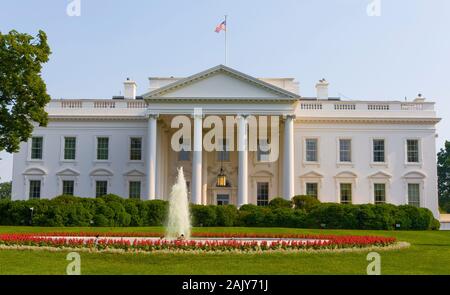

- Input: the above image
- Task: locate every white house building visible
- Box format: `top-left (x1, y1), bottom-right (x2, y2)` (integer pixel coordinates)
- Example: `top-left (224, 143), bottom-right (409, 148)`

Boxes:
top-left (11, 65), bottom-right (441, 218)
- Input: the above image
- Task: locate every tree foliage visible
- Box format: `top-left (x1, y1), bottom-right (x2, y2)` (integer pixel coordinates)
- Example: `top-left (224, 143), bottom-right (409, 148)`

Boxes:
top-left (437, 140), bottom-right (450, 212)
top-left (0, 30), bottom-right (51, 153)
top-left (0, 181), bottom-right (11, 200)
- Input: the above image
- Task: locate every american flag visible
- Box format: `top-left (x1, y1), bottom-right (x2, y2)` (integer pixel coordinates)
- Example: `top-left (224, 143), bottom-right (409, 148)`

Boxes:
top-left (215, 20), bottom-right (226, 33)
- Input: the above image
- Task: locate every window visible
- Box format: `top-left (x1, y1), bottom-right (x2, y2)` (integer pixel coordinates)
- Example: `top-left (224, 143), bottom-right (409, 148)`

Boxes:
top-left (129, 181), bottom-right (141, 199)
top-left (340, 183), bottom-right (352, 204)
top-left (62, 180), bottom-right (75, 196)
top-left (339, 139), bottom-right (352, 162)
top-left (305, 139), bottom-right (318, 162)
top-left (95, 181), bottom-right (108, 197)
top-left (407, 139), bottom-right (419, 163)
top-left (64, 137), bottom-right (76, 160)
top-left (306, 183), bottom-right (318, 198)
top-left (29, 180), bottom-right (41, 199)
top-left (178, 137), bottom-right (190, 161)
top-left (217, 139), bottom-right (230, 162)
top-left (217, 194), bottom-right (230, 205)
top-left (257, 182), bottom-right (269, 206)
top-left (408, 183), bottom-right (420, 207)
top-left (97, 137), bottom-right (109, 160)
top-left (373, 139), bottom-right (385, 163)
top-left (257, 139), bottom-right (270, 162)
top-left (374, 183), bottom-right (386, 204)
top-left (130, 137), bottom-right (142, 161)
top-left (31, 137), bottom-right (43, 160)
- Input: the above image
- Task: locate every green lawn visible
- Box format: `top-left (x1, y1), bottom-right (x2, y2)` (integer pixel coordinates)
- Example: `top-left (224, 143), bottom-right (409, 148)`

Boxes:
top-left (0, 226), bottom-right (449, 274)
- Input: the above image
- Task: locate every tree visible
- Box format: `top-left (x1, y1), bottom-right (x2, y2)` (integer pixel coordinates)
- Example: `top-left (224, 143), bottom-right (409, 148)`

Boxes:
top-left (0, 181), bottom-right (12, 200)
top-left (0, 30), bottom-right (51, 153)
top-left (437, 141), bottom-right (450, 212)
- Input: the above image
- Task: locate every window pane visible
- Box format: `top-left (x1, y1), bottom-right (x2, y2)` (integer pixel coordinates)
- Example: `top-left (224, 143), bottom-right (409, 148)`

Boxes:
top-left (407, 140), bottom-right (419, 163)
top-left (217, 194), bottom-right (230, 205)
top-left (62, 180), bottom-right (74, 195)
top-left (97, 137), bottom-right (109, 160)
top-left (257, 140), bottom-right (270, 162)
top-left (217, 139), bottom-right (230, 162)
top-left (257, 182), bottom-right (269, 206)
top-left (408, 183), bottom-right (420, 207)
top-left (96, 181), bottom-right (108, 197)
top-left (340, 183), bottom-right (352, 204)
top-left (31, 137), bottom-right (43, 159)
top-left (373, 139), bottom-right (385, 162)
top-left (339, 139), bottom-right (351, 162)
top-left (130, 138), bottom-right (142, 160)
top-left (374, 183), bottom-right (386, 204)
top-left (129, 181), bottom-right (141, 199)
top-left (29, 180), bottom-right (41, 199)
top-left (306, 183), bottom-right (318, 198)
top-left (305, 139), bottom-right (318, 162)
top-left (64, 137), bottom-right (76, 160)
top-left (178, 137), bottom-right (191, 161)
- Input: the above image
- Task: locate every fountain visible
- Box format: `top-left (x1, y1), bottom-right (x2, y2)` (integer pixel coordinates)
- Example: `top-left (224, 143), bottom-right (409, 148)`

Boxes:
top-left (165, 167), bottom-right (191, 239)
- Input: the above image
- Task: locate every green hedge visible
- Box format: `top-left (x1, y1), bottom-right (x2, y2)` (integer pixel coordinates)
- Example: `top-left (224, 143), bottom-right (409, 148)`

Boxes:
top-left (0, 195), bottom-right (440, 230)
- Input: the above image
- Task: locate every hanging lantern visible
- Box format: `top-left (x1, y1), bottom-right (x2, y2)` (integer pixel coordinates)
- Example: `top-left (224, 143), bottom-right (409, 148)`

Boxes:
top-left (216, 167), bottom-right (227, 187)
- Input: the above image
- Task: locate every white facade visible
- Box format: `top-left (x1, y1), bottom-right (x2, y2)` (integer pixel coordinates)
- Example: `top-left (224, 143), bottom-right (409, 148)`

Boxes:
top-left (11, 65), bottom-right (441, 218)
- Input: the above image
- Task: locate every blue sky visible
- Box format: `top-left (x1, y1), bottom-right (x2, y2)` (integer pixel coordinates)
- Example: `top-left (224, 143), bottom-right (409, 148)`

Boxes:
top-left (1, 0), bottom-right (450, 181)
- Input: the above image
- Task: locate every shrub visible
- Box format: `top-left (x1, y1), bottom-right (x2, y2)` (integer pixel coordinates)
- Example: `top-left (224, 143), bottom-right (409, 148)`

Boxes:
top-left (292, 195), bottom-right (320, 211)
top-left (215, 205), bottom-right (238, 226)
top-left (268, 197), bottom-right (292, 209)
top-left (191, 205), bottom-right (217, 226)
top-left (306, 203), bottom-right (359, 229)
top-left (145, 200), bottom-right (168, 226)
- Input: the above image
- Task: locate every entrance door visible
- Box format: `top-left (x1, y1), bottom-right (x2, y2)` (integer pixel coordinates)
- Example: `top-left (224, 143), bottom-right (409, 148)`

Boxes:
top-left (216, 194), bottom-right (230, 205)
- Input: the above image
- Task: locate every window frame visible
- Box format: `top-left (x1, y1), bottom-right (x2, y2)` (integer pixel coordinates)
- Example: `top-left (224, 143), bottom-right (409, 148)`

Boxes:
top-left (337, 138), bottom-right (353, 164)
top-left (62, 136), bottom-right (77, 161)
top-left (407, 183), bottom-right (421, 207)
top-left (373, 183), bottom-right (386, 204)
top-left (95, 136), bottom-right (110, 161)
top-left (304, 138), bottom-right (319, 163)
top-left (29, 136), bottom-right (44, 161)
top-left (95, 180), bottom-right (108, 198)
top-left (372, 138), bottom-right (386, 164)
top-left (62, 180), bottom-right (75, 196)
top-left (128, 181), bottom-right (141, 199)
top-left (129, 137), bottom-right (143, 161)
top-left (339, 182), bottom-right (352, 204)
top-left (305, 182), bottom-right (319, 199)
top-left (256, 182), bottom-right (269, 206)
top-left (405, 138), bottom-right (421, 164)
top-left (29, 180), bottom-right (42, 199)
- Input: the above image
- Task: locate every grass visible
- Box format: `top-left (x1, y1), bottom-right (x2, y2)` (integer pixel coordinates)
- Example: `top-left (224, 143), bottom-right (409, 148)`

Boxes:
top-left (0, 226), bottom-right (449, 274)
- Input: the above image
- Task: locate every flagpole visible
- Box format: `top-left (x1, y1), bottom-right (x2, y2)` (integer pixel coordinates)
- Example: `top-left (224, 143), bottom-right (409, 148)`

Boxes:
top-left (224, 15), bottom-right (227, 66)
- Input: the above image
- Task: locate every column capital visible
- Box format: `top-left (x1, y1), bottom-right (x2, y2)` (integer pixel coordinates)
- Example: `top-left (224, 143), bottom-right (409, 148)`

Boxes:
top-left (191, 108), bottom-right (204, 119)
top-left (237, 114), bottom-right (250, 119)
top-left (147, 112), bottom-right (159, 119)
top-left (282, 114), bottom-right (296, 120)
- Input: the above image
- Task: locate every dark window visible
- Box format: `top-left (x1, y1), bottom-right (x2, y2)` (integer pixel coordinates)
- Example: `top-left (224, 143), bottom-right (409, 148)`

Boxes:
top-left (95, 181), bottom-right (108, 197)
top-left (340, 183), bottom-right (352, 204)
top-left (257, 182), bottom-right (269, 206)
top-left (64, 137), bottom-right (76, 160)
top-left (374, 183), bottom-right (386, 204)
top-left (31, 137), bottom-right (43, 159)
top-left (217, 139), bottom-right (230, 162)
top-left (407, 139), bottom-right (419, 163)
top-left (306, 183), bottom-right (318, 198)
top-left (130, 137), bottom-right (142, 160)
top-left (373, 139), bottom-right (385, 162)
top-left (408, 183), bottom-right (420, 207)
top-left (29, 180), bottom-right (41, 199)
top-left (62, 180), bottom-right (75, 195)
top-left (305, 139), bottom-right (318, 162)
top-left (257, 139), bottom-right (270, 162)
top-left (339, 139), bottom-right (352, 162)
top-left (178, 137), bottom-right (190, 161)
top-left (217, 194), bottom-right (230, 205)
top-left (129, 181), bottom-right (141, 199)
top-left (97, 137), bottom-right (109, 160)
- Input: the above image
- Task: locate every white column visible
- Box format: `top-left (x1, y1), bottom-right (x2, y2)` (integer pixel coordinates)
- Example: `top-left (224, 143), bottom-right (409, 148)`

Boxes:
top-left (191, 109), bottom-right (203, 205)
top-left (147, 113), bottom-right (158, 200)
top-left (237, 115), bottom-right (248, 207)
top-left (202, 150), bottom-right (208, 205)
top-left (283, 114), bottom-right (295, 200)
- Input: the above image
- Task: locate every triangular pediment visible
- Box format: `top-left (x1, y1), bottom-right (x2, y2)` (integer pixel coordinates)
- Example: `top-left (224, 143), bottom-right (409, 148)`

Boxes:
top-left (56, 168), bottom-right (80, 176)
top-left (123, 169), bottom-right (145, 177)
top-left (299, 171), bottom-right (324, 178)
top-left (143, 65), bottom-right (299, 100)
top-left (335, 171), bottom-right (358, 178)
top-left (368, 170), bottom-right (392, 179)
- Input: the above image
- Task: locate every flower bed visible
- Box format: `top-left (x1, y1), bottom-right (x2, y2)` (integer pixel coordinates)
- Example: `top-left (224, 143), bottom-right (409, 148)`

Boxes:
top-left (0, 232), bottom-right (397, 253)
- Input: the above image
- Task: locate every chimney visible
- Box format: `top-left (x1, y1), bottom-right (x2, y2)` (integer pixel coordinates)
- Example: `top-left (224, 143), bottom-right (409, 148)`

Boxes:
top-left (315, 78), bottom-right (329, 100)
top-left (413, 93), bottom-right (426, 103)
top-left (124, 78), bottom-right (137, 99)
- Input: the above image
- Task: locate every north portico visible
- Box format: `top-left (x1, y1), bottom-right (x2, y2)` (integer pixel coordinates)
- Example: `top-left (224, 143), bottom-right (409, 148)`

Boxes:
top-left (143, 65), bottom-right (299, 206)
top-left (11, 64), bottom-right (441, 218)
